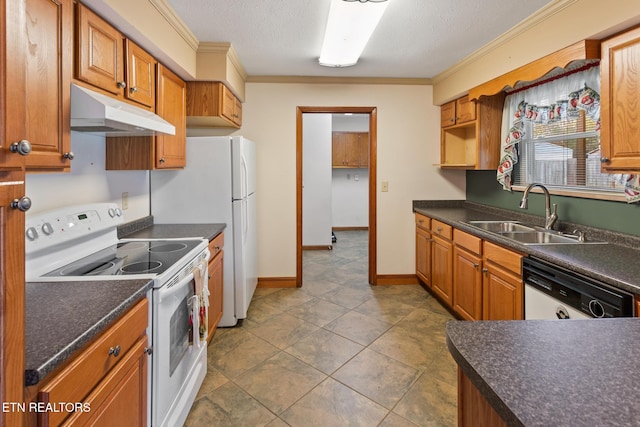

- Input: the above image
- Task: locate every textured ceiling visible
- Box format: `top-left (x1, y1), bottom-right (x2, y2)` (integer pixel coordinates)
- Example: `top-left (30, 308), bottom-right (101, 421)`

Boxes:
top-left (167, 0), bottom-right (553, 79)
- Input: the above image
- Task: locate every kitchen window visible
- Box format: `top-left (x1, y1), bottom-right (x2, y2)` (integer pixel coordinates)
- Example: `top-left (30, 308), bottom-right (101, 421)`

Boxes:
top-left (497, 63), bottom-right (627, 202)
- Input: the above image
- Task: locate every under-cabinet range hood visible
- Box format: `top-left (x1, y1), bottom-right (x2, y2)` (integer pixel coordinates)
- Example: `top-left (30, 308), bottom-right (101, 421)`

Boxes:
top-left (70, 84), bottom-right (175, 136)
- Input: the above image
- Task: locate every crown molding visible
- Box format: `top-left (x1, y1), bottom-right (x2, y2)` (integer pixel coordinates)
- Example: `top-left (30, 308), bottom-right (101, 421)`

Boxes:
top-left (432, 0), bottom-right (578, 85)
top-left (246, 75), bottom-right (432, 85)
top-left (149, 0), bottom-right (199, 51)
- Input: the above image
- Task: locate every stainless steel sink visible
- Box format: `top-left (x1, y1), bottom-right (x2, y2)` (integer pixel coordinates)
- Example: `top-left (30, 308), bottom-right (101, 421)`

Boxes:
top-left (499, 231), bottom-right (606, 245)
top-left (467, 221), bottom-right (535, 233)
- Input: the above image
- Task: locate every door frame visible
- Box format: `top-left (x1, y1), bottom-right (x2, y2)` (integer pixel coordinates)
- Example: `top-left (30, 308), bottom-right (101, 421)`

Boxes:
top-left (296, 106), bottom-right (378, 286)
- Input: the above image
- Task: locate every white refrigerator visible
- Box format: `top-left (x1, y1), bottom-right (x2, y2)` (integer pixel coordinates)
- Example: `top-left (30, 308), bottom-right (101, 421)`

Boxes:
top-left (150, 136), bottom-right (258, 327)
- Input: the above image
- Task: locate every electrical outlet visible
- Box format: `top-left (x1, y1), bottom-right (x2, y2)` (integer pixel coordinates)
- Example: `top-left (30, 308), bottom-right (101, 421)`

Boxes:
top-left (122, 192), bottom-right (129, 210)
top-left (354, 174), bottom-right (359, 181)
top-left (381, 181), bottom-right (389, 192)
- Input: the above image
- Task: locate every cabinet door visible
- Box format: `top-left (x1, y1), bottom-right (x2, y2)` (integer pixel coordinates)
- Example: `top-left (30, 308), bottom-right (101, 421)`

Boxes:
top-left (358, 133), bottom-right (369, 167)
top-left (207, 252), bottom-right (224, 343)
top-left (416, 226), bottom-right (431, 287)
top-left (23, 0), bottom-right (72, 171)
top-left (441, 100), bottom-right (456, 127)
top-left (332, 132), bottom-right (348, 167)
top-left (220, 84), bottom-right (237, 124)
top-left (482, 263), bottom-right (523, 320)
top-left (125, 39), bottom-right (156, 108)
top-left (0, 174), bottom-right (27, 427)
top-left (600, 26), bottom-right (640, 172)
top-left (234, 95), bottom-right (243, 126)
top-left (453, 246), bottom-right (482, 320)
top-left (155, 64), bottom-right (186, 169)
top-left (455, 95), bottom-right (476, 124)
top-left (76, 3), bottom-right (125, 96)
top-left (431, 235), bottom-right (453, 305)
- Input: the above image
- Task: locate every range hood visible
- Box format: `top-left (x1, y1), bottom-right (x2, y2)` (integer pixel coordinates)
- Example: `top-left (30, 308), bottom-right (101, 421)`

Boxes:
top-left (70, 84), bottom-right (175, 136)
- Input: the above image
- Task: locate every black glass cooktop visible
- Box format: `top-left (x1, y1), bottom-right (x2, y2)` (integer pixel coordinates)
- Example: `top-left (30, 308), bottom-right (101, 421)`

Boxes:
top-left (43, 240), bottom-right (202, 277)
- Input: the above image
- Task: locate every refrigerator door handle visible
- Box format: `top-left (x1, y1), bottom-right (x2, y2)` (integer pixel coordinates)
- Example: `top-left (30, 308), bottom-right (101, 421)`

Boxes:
top-left (243, 199), bottom-right (248, 240)
top-left (241, 156), bottom-right (248, 198)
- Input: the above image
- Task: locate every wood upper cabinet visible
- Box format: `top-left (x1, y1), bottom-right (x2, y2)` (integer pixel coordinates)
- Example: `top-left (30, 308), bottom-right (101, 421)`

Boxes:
top-left (1, 0), bottom-right (73, 172)
top-left (332, 132), bottom-right (369, 168)
top-left (482, 241), bottom-right (524, 320)
top-left (207, 233), bottom-right (224, 343)
top-left (186, 81), bottom-right (243, 128)
top-left (415, 213), bottom-right (432, 287)
top-left (36, 299), bottom-right (148, 426)
top-left (431, 219), bottom-right (453, 306)
top-left (439, 92), bottom-right (505, 170)
top-left (105, 64), bottom-right (186, 170)
top-left (600, 26), bottom-right (640, 172)
top-left (453, 229), bottom-right (483, 321)
top-left (76, 3), bottom-right (155, 109)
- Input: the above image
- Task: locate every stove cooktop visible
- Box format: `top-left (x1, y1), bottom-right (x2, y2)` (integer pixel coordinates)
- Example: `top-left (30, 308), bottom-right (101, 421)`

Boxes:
top-left (43, 240), bottom-right (203, 277)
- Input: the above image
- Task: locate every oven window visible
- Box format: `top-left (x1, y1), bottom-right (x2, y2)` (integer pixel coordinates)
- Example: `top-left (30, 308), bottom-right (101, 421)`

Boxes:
top-left (169, 294), bottom-right (191, 376)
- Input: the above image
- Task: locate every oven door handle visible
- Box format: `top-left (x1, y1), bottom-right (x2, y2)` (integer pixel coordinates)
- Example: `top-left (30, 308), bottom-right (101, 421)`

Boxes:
top-left (157, 272), bottom-right (194, 303)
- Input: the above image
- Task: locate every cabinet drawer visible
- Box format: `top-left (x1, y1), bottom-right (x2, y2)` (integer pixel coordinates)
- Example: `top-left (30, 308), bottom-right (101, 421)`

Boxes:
top-left (432, 219), bottom-right (452, 240)
top-left (454, 229), bottom-right (482, 255)
top-left (208, 232), bottom-right (224, 258)
top-left (38, 299), bottom-right (148, 426)
top-left (483, 241), bottom-right (522, 276)
top-left (415, 213), bottom-right (431, 231)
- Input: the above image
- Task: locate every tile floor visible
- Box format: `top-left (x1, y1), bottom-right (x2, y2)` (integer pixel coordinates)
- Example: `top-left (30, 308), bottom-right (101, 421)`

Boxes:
top-left (185, 230), bottom-right (458, 427)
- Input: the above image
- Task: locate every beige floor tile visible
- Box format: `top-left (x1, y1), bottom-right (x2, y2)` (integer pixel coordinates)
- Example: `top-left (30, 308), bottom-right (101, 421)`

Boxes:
top-left (196, 365), bottom-right (228, 399)
top-left (393, 374), bottom-right (457, 427)
top-left (354, 296), bottom-right (421, 324)
top-left (333, 348), bottom-right (421, 409)
top-left (279, 378), bottom-right (388, 427)
top-left (395, 308), bottom-right (454, 344)
top-left (324, 310), bottom-right (392, 346)
top-left (285, 328), bottom-right (363, 374)
top-left (245, 296), bottom-right (284, 324)
top-left (299, 278), bottom-right (342, 298)
top-left (235, 351), bottom-right (326, 414)
top-left (318, 285), bottom-right (374, 309)
top-left (184, 382), bottom-right (275, 427)
top-left (247, 312), bottom-right (319, 349)
top-left (209, 329), bottom-right (280, 379)
top-left (426, 349), bottom-right (458, 387)
top-left (257, 288), bottom-right (316, 310)
top-left (369, 326), bottom-right (444, 370)
top-left (379, 412), bottom-right (421, 427)
top-left (286, 298), bottom-right (349, 326)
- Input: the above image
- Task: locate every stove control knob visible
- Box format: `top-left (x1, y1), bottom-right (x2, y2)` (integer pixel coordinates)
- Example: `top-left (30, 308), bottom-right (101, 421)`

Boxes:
top-left (115, 208), bottom-right (123, 217)
top-left (108, 208), bottom-right (116, 218)
top-left (41, 222), bottom-right (54, 236)
top-left (26, 227), bottom-right (38, 241)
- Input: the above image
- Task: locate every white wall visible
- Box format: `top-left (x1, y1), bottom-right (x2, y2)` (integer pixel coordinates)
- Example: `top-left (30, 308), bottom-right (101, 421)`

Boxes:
top-left (25, 132), bottom-right (150, 220)
top-left (332, 168), bottom-right (369, 228)
top-left (238, 82), bottom-right (466, 278)
top-left (302, 114), bottom-right (332, 246)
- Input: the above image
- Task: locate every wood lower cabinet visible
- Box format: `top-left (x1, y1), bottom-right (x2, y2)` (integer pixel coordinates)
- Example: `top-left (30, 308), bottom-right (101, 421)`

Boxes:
top-left (207, 233), bottom-right (224, 343)
top-left (105, 64), bottom-right (186, 170)
top-left (458, 369), bottom-right (507, 427)
top-left (35, 299), bottom-right (149, 426)
top-left (453, 229), bottom-right (483, 321)
top-left (482, 241), bottom-right (524, 320)
top-left (600, 25), bottom-right (640, 172)
top-left (186, 81), bottom-right (243, 128)
top-left (415, 213), bottom-right (431, 287)
top-left (431, 220), bottom-right (453, 306)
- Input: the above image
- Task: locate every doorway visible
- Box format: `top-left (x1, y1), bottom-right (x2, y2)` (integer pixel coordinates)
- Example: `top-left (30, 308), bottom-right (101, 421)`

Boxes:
top-left (296, 106), bottom-right (377, 286)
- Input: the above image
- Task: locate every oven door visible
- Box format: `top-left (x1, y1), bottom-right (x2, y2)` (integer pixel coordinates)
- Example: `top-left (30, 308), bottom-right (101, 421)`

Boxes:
top-left (153, 271), bottom-right (208, 427)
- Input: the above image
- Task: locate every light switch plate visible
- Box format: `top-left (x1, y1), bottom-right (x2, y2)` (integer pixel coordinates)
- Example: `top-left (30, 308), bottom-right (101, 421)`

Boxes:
top-left (381, 181), bottom-right (389, 192)
top-left (122, 192), bottom-right (129, 210)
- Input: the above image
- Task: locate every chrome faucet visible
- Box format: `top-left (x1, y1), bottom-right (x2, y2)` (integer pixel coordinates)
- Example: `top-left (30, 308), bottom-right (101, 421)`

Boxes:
top-left (519, 183), bottom-right (558, 230)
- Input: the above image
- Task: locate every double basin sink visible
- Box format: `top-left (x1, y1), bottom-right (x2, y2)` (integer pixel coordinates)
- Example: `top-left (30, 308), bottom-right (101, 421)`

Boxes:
top-left (466, 221), bottom-right (606, 245)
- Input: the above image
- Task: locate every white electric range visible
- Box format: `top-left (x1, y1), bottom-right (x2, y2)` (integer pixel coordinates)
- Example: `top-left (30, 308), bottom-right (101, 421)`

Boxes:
top-left (25, 203), bottom-right (209, 427)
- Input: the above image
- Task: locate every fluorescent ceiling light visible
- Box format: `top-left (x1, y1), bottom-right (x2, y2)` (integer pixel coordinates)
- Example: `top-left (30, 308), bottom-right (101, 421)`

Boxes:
top-left (319, 0), bottom-right (390, 67)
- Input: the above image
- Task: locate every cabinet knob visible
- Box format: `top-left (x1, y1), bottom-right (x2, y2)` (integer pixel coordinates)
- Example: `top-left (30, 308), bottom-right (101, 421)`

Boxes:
top-left (62, 151), bottom-right (74, 160)
top-left (473, 263), bottom-right (479, 269)
top-left (117, 81), bottom-right (127, 89)
top-left (482, 267), bottom-right (488, 273)
top-left (437, 227), bottom-right (443, 232)
top-left (108, 345), bottom-right (121, 357)
top-left (143, 347), bottom-right (153, 355)
top-left (130, 86), bottom-right (138, 94)
top-left (159, 157), bottom-right (166, 164)
top-left (600, 157), bottom-right (610, 163)
top-left (10, 139), bottom-right (32, 156)
top-left (11, 197), bottom-right (32, 212)
top-left (449, 118), bottom-right (454, 122)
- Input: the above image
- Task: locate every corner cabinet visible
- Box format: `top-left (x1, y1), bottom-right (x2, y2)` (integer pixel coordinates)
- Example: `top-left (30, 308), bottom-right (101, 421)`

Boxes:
top-left (600, 26), bottom-right (640, 173)
top-left (34, 299), bottom-right (149, 426)
top-left (438, 93), bottom-right (505, 170)
top-left (186, 81), bottom-right (243, 128)
top-left (105, 64), bottom-right (186, 170)
top-left (207, 233), bottom-right (224, 343)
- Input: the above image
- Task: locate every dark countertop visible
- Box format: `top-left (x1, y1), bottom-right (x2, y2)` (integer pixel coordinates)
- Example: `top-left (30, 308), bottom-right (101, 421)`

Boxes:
top-left (413, 201), bottom-right (640, 294)
top-left (446, 319), bottom-right (640, 426)
top-left (122, 223), bottom-right (226, 242)
top-left (25, 279), bottom-right (152, 386)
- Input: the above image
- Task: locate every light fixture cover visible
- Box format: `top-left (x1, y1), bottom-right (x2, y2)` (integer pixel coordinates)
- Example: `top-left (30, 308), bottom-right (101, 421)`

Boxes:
top-left (319, 0), bottom-right (390, 67)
